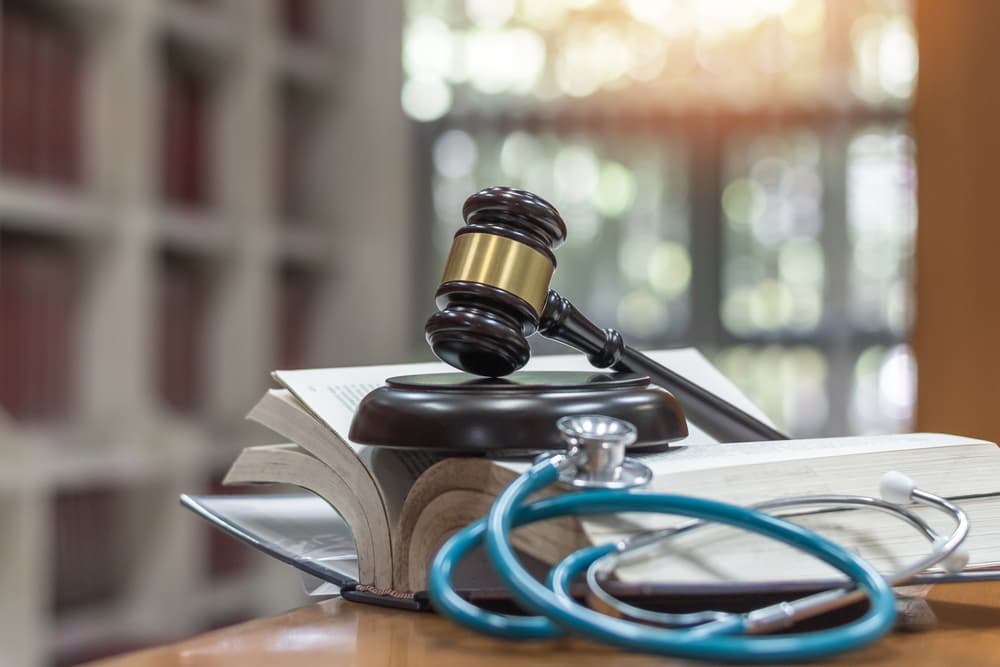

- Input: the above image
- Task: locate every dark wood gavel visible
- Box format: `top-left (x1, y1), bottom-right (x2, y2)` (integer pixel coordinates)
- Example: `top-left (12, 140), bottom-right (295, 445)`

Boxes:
top-left (424, 186), bottom-right (788, 443)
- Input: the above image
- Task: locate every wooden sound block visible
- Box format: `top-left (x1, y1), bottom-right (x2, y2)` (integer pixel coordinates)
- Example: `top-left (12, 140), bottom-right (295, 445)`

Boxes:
top-left (348, 371), bottom-right (687, 453)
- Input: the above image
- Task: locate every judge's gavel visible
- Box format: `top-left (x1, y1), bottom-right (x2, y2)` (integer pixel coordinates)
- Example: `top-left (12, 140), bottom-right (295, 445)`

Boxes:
top-left (424, 186), bottom-right (788, 443)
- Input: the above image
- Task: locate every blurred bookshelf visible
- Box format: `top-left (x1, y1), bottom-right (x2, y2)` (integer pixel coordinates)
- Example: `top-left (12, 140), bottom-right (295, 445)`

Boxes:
top-left (405, 0), bottom-right (918, 439)
top-left (0, 0), bottom-right (411, 665)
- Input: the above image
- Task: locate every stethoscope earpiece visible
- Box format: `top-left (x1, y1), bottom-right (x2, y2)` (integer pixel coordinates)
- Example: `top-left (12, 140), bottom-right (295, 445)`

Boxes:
top-left (880, 470), bottom-right (918, 504)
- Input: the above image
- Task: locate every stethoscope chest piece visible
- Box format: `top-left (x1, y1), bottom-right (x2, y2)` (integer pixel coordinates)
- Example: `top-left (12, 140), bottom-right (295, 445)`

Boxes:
top-left (556, 415), bottom-right (653, 490)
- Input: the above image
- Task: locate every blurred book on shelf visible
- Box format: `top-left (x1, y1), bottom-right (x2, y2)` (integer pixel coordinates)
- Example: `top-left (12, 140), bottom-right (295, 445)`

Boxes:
top-left (277, 265), bottom-right (317, 370)
top-left (278, 86), bottom-right (308, 223)
top-left (280, 0), bottom-right (316, 42)
top-left (158, 252), bottom-right (209, 414)
top-left (162, 61), bottom-right (210, 209)
top-left (0, 233), bottom-right (79, 422)
top-left (0, 1), bottom-right (348, 665)
top-left (0, 3), bottom-right (82, 186)
top-left (52, 486), bottom-right (129, 613)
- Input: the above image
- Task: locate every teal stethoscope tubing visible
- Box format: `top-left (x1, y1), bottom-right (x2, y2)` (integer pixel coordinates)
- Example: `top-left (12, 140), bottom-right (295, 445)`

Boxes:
top-left (428, 456), bottom-right (897, 664)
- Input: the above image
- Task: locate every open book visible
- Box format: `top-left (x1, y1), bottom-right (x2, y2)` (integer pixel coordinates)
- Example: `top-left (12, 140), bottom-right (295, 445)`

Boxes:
top-left (185, 349), bottom-right (1000, 608)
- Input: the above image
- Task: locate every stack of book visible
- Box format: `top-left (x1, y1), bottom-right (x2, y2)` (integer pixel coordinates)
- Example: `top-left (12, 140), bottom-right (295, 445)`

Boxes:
top-left (186, 350), bottom-right (1000, 609)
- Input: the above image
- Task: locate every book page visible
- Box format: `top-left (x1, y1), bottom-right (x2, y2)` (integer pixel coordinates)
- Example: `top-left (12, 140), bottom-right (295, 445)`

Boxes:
top-left (274, 360), bottom-right (448, 449)
top-left (625, 431), bottom-right (992, 476)
top-left (585, 440), bottom-right (1000, 584)
top-left (273, 360), bottom-right (454, 522)
top-left (611, 496), bottom-right (1000, 584)
top-left (274, 347), bottom-right (768, 448)
top-left (490, 432), bottom-right (994, 478)
top-left (245, 390), bottom-right (398, 564)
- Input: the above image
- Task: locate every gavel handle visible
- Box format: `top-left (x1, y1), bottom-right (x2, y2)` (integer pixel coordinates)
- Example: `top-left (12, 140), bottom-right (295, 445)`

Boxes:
top-left (616, 345), bottom-right (788, 443)
top-left (538, 291), bottom-right (789, 443)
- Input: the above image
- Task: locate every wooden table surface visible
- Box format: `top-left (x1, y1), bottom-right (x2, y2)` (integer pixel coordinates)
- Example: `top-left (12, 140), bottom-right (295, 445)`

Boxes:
top-left (88, 582), bottom-right (1000, 667)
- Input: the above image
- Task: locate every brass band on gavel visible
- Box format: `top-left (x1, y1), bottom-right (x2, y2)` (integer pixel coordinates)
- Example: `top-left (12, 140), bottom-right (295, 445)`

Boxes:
top-left (440, 232), bottom-right (554, 316)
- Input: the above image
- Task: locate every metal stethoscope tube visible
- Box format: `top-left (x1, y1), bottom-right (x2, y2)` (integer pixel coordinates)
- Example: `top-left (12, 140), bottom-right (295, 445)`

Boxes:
top-left (584, 488), bottom-right (969, 630)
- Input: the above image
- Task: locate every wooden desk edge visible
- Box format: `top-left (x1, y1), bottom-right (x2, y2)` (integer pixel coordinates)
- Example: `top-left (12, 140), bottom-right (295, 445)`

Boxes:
top-left (85, 582), bottom-right (1000, 667)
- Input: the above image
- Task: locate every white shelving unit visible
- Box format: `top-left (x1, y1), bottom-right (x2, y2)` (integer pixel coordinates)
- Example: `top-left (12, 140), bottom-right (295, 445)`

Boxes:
top-left (0, 1), bottom-right (413, 664)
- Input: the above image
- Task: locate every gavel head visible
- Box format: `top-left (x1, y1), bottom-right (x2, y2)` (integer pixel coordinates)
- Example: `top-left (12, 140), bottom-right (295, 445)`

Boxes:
top-left (425, 186), bottom-right (567, 377)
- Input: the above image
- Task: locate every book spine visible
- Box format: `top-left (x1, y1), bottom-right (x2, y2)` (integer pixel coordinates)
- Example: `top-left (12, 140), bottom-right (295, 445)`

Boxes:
top-left (163, 70), bottom-right (182, 204)
top-left (51, 31), bottom-right (82, 184)
top-left (24, 240), bottom-right (45, 419)
top-left (0, 13), bottom-right (15, 173)
top-left (2, 11), bottom-right (31, 177)
top-left (29, 19), bottom-right (51, 180)
top-left (277, 268), bottom-right (315, 369)
top-left (185, 260), bottom-right (205, 409)
top-left (159, 257), bottom-right (181, 409)
top-left (163, 67), bottom-right (209, 208)
top-left (21, 239), bottom-right (43, 419)
top-left (0, 244), bottom-right (9, 416)
top-left (158, 256), bottom-right (206, 413)
top-left (278, 102), bottom-right (293, 221)
top-left (0, 241), bottom-right (26, 416)
top-left (48, 244), bottom-right (77, 415)
top-left (186, 74), bottom-right (207, 207)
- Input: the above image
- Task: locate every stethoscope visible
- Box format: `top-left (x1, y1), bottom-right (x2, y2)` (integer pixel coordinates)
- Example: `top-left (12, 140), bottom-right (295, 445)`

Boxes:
top-left (428, 415), bottom-right (971, 663)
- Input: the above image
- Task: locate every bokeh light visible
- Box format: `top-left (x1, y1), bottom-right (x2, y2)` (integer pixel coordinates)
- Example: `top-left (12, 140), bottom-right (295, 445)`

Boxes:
top-left (846, 126), bottom-right (916, 336)
top-left (433, 129), bottom-right (478, 179)
top-left (851, 344), bottom-right (916, 433)
top-left (721, 131), bottom-right (825, 337)
top-left (714, 345), bottom-right (830, 435)
top-left (401, 78), bottom-right (452, 122)
top-left (413, 0), bottom-right (918, 438)
top-left (403, 0), bottom-right (917, 120)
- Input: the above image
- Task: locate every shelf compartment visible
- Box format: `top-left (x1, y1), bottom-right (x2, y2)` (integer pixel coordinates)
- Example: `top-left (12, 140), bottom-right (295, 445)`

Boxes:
top-left (156, 250), bottom-right (213, 415)
top-left (0, 232), bottom-right (82, 422)
top-left (276, 263), bottom-right (320, 369)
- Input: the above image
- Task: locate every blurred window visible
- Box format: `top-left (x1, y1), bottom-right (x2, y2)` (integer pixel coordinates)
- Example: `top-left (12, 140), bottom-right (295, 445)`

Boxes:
top-left (405, 0), bottom-right (916, 437)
